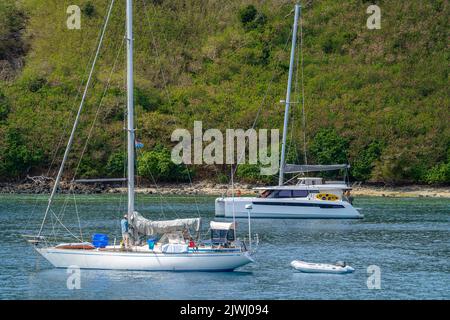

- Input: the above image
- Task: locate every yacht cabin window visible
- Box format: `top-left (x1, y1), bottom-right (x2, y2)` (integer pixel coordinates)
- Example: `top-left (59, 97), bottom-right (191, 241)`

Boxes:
top-left (292, 190), bottom-right (309, 197)
top-left (259, 189), bottom-right (309, 198)
top-left (277, 190), bottom-right (292, 198)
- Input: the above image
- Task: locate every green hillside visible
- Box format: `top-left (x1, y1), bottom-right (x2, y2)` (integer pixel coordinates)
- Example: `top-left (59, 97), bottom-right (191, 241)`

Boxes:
top-left (0, 0), bottom-right (449, 185)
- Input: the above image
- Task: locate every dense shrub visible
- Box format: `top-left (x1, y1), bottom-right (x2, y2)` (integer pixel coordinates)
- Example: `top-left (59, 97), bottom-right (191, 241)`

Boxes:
top-left (236, 164), bottom-right (274, 184)
top-left (239, 5), bottom-right (266, 31)
top-left (309, 128), bottom-right (349, 165)
top-left (321, 37), bottom-right (340, 54)
top-left (82, 2), bottom-right (95, 18)
top-left (216, 173), bottom-right (229, 184)
top-left (0, 0), bottom-right (27, 61)
top-left (425, 162), bottom-right (450, 184)
top-left (137, 145), bottom-right (192, 182)
top-left (0, 128), bottom-right (43, 178)
top-left (106, 151), bottom-right (126, 177)
top-left (135, 87), bottom-right (162, 112)
top-left (27, 77), bottom-right (47, 92)
top-left (351, 141), bottom-right (383, 181)
top-left (0, 92), bottom-right (10, 122)
top-left (372, 146), bottom-right (427, 184)
top-left (76, 160), bottom-right (101, 179)
top-left (239, 5), bottom-right (257, 25)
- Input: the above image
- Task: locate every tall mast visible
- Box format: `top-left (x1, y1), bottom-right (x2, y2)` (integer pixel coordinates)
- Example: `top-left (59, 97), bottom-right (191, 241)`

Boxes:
top-left (126, 0), bottom-right (135, 216)
top-left (278, 4), bottom-right (300, 186)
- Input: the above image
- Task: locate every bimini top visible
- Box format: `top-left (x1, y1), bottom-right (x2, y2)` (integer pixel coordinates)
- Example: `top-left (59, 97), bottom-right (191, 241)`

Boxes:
top-left (210, 221), bottom-right (235, 230)
top-left (284, 164), bottom-right (350, 173)
top-left (253, 184), bottom-right (351, 191)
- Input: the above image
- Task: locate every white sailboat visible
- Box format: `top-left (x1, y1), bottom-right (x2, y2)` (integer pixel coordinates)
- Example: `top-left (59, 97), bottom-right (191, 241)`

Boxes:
top-left (215, 4), bottom-right (362, 219)
top-left (30, 0), bottom-right (255, 271)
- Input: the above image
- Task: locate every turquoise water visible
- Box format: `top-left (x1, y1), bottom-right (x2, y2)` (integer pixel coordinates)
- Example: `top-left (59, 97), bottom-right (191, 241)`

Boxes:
top-left (0, 194), bottom-right (449, 300)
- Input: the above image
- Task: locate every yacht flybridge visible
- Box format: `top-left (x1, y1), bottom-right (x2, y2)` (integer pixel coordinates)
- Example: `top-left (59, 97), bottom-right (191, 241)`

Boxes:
top-left (215, 5), bottom-right (362, 219)
top-left (30, 0), bottom-right (255, 271)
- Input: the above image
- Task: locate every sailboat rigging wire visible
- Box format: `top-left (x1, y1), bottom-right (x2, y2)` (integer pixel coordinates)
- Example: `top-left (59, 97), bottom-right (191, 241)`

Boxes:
top-left (46, 20), bottom-right (106, 179)
top-left (231, 24), bottom-right (294, 181)
top-left (141, 0), bottom-right (202, 217)
top-left (299, 12), bottom-right (308, 165)
top-left (50, 190), bottom-right (74, 243)
top-left (37, 0), bottom-right (116, 238)
top-left (142, 0), bottom-right (172, 106)
top-left (145, 167), bottom-right (181, 220)
top-left (72, 36), bottom-right (125, 181)
top-left (22, 19), bottom-right (107, 236)
top-left (72, 187), bottom-right (83, 243)
top-left (145, 0), bottom-right (269, 197)
top-left (48, 190), bottom-right (71, 242)
top-left (231, 166), bottom-right (237, 241)
top-left (49, 208), bottom-right (82, 242)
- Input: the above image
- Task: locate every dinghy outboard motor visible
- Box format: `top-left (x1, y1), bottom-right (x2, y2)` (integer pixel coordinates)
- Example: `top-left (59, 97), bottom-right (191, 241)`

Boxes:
top-left (335, 261), bottom-right (346, 267)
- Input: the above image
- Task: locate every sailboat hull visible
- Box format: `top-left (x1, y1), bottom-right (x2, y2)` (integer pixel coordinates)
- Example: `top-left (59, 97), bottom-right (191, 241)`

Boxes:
top-left (36, 247), bottom-right (253, 271)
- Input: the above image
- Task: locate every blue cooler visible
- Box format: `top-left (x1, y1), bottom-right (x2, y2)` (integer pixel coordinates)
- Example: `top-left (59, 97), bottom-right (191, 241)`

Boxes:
top-left (147, 238), bottom-right (156, 250)
top-left (92, 234), bottom-right (109, 248)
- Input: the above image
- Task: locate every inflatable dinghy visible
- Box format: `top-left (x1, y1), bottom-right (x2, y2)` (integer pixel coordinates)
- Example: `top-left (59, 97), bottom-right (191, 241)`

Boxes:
top-left (291, 260), bottom-right (354, 274)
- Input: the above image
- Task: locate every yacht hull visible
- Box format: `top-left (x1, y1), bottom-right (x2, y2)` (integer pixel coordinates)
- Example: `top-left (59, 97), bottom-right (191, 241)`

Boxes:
top-left (215, 197), bottom-right (362, 219)
top-left (36, 247), bottom-right (253, 271)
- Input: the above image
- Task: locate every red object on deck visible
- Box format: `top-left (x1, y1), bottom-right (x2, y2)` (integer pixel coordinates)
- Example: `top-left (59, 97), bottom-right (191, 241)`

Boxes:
top-left (55, 243), bottom-right (95, 250)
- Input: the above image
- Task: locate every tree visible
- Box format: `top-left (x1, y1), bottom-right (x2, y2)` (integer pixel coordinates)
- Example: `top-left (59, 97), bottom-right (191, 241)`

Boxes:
top-left (106, 151), bottom-right (126, 177)
top-left (351, 141), bottom-right (383, 181)
top-left (309, 128), bottom-right (349, 165)
top-left (137, 145), bottom-right (192, 182)
top-left (425, 162), bottom-right (450, 184)
top-left (239, 5), bottom-right (266, 31)
top-left (0, 128), bottom-right (43, 178)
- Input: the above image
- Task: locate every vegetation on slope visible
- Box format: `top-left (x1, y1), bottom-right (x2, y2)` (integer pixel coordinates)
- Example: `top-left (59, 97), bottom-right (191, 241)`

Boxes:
top-left (0, 0), bottom-right (449, 185)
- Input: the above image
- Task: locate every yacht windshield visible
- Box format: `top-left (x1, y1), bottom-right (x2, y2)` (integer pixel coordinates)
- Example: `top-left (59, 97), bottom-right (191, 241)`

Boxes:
top-left (259, 190), bottom-right (272, 198)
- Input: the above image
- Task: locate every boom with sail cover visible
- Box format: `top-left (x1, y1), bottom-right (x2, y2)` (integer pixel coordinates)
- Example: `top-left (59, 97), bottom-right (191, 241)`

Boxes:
top-left (284, 164), bottom-right (350, 173)
top-left (130, 212), bottom-right (201, 237)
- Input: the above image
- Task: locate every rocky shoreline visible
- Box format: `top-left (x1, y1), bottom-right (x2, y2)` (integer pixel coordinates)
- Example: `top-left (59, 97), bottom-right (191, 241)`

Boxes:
top-left (0, 177), bottom-right (449, 198)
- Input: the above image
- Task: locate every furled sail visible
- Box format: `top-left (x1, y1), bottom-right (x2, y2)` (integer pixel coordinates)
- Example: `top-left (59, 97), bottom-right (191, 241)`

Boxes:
top-left (130, 211), bottom-right (201, 237)
top-left (284, 164), bottom-right (350, 173)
